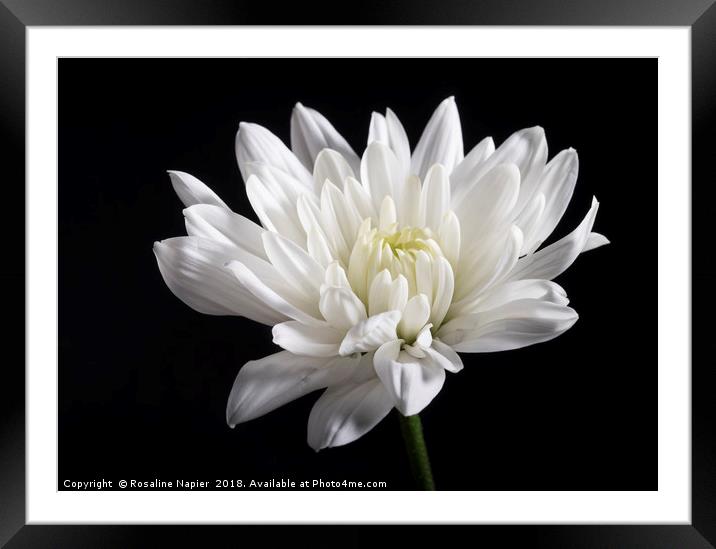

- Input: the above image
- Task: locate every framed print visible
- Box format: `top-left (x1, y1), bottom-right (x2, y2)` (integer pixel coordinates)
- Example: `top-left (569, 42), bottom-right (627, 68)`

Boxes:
top-left (3, 0), bottom-right (712, 547)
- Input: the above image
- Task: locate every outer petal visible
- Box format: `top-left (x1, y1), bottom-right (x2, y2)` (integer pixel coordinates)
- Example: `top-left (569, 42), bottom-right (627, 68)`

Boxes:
top-left (262, 231), bottom-right (324, 304)
top-left (584, 232), bottom-right (610, 252)
top-left (368, 108), bottom-right (411, 181)
top-left (411, 97), bottom-right (464, 179)
top-left (361, 141), bottom-right (402, 214)
top-left (421, 164), bottom-right (451, 232)
top-left (153, 237), bottom-right (286, 325)
top-left (426, 340), bottom-right (464, 373)
top-left (226, 351), bottom-right (358, 426)
top-left (339, 310), bottom-right (402, 355)
top-left (368, 269), bottom-right (393, 317)
top-left (521, 148), bottom-right (579, 253)
top-left (429, 256), bottom-right (455, 328)
top-left (465, 279), bottom-right (569, 315)
top-left (398, 294), bottom-right (431, 342)
top-left (508, 197), bottom-right (603, 282)
top-left (438, 299), bottom-right (579, 352)
top-left (167, 171), bottom-right (228, 209)
top-left (307, 377), bottom-right (394, 450)
top-left (236, 122), bottom-right (313, 190)
top-left (226, 260), bottom-right (324, 327)
top-left (183, 204), bottom-right (267, 259)
top-left (320, 180), bottom-right (363, 259)
top-left (451, 127), bottom-right (547, 214)
top-left (454, 225), bottom-right (523, 304)
top-left (454, 163), bottom-right (521, 251)
top-left (374, 341), bottom-right (446, 416)
top-left (313, 149), bottom-right (355, 193)
top-left (449, 136), bottom-right (495, 194)
top-left (319, 286), bottom-right (368, 330)
top-left (290, 103), bottom-right (360, 175)
top-left (344, 176), bottom-right (377, 222)
top-left (438, 210), bottom-right (461, 269)
top-left (272, 321), bottom-right (345, 357)
top-left (245, 173), bottom-right (306, 245)
top-left (516, 193), bottom-right (546, 254)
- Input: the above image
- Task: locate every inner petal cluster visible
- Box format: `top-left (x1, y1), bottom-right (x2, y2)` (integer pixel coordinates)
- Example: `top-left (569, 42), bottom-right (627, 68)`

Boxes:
top-left (344, 195), bottom-right (456, 342)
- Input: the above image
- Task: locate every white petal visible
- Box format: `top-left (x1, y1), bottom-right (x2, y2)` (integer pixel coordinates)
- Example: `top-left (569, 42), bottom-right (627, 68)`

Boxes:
top-left (438, 210), bottom-right (461, 269)
top-left (455, 224), bottom-right (522, 303)
top-left (236, 122), bottom-right (313, 190)
top-left (451, 127), bottom-right (547, 214)
top-left (297, 193), bottom-right (339, 264)
top-left (183, 204), bottom-right (267, 259)
top-left (319, 286), bottom-right (367, 330)
top-left (226, 351), bottom-right (358, 426)
top-left (167, 170), bottom-right (228, 209)
top-left (421, 164), bottom-right (450, 232)
top-left (517, 192), bottom-right (546, 254)
top-left (262, 231), bottom-right (324, 304)
top-left (374, 343), bottom-right (446, 416)
top-left (153, 237), bottom-right (285, 325)
top-left (398, 294), bottom-right (431, 342)
top-left (411, 97), bottom-right (464, 179)
top-left (508, 197), bottom-right (603, 281)
top-left (321, 180), bottom-right (362, 256)
top-left (361, 142), bottom-right (402, 214)
top-left (379, 195), bottom-right (398, 230)
top-left (290, 103), bottom-right (360, 175)
top-left (344, 176), bottom-right (377, 222)
top-left (386, 109), bottom-right (412, 178)
top-left (306, 226), bottom-right (333, 267)
top-left (438, 299), bottom-right (578, 352)
top-left (466, 279), bottom-right (569, 314)
top-left (400, 175), bottom-right (423, 228)
top-left (388, 274), bottom-right (409, 312)
top-left (455, 163), bottom-right (521, 250)
top-left (339, 310), bottom-right (402, 355)
top-left (412, 324), bottom-right (433, 353)
top-left (245, 174), bottom-right (306, 245)
top-left (242, 161), bottom-right (311, 208)
top-left (449, 136), bottom-right (495, 194)
top-left (226, 260), bottom-right (324, 327)
top-left (368, 270), bottom-right (409, 317)
top-left (523, 148), bottom-right (579, 251)
top-left (368, 112), bottom-right (388, 144)
top-left (325, 261), bottom-right (351, 288)
top-left (584, 232), bottom-right (610, 252)
top-left (414, 251), bottom-right (433, 303)
top-left (426, 340), bottom-right (463, 373)
top-left (347, 220), bottom-right (373, 302)
top-left (368, 108), bottom-right (411, 181)
top-left (272, 321), bottom-right (345, 357)
top-left (368, 269), bottom-right (393, 317)
top-left (313, 148), bottom-right (355, 193)
top-left (307, 377), bottom-right (393, 450)
top-left (430, 256), bottom-right (454, 328)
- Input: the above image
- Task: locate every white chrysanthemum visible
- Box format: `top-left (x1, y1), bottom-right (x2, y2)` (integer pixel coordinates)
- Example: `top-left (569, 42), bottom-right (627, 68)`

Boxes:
top-left (154, 97), bottom-right (608, 451)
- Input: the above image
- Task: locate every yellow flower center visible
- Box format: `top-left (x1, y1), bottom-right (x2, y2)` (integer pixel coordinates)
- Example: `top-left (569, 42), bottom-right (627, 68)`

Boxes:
top-left (347, 218), bottom-right (445, 304)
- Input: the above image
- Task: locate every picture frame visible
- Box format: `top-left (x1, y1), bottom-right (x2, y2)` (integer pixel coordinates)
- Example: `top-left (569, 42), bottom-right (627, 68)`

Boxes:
top-left (3, 0), bottom-right (711, 546)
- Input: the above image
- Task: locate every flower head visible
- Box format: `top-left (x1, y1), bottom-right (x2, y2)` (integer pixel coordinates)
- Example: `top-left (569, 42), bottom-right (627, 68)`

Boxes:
top-left (154, 97), bottom-right (608, 450)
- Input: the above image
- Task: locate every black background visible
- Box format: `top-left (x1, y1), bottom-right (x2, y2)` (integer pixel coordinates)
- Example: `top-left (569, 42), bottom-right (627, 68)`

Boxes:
top-left (58, 58), bottom-right (656, 491)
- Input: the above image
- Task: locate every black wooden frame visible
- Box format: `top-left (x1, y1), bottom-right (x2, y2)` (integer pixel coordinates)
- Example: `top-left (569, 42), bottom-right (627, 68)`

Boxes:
top-left (2, 1), bottom-right (712, 547)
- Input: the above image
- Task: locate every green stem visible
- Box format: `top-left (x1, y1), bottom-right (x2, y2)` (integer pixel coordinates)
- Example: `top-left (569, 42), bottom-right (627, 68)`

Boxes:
top-left (398, 412), bottom-right (435, 490)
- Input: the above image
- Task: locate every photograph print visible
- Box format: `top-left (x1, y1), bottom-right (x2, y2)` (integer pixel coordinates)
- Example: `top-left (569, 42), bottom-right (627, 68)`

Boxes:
top-left (59, 57), bottom-right (656, 491)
